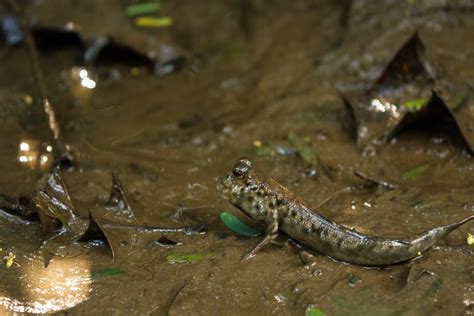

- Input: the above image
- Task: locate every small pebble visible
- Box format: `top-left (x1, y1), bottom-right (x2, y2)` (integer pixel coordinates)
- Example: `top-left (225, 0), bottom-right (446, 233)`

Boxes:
top-left (467, 233), bottom-right (474, 246)
top-left (253, 140), bottom-right (262, 147)
top-left (299, 251), bottom-right (317, 265)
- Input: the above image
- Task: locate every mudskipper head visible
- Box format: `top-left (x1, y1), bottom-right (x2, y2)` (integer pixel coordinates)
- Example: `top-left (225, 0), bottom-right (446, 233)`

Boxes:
top-left (217, 157), bottom-right (267, 220)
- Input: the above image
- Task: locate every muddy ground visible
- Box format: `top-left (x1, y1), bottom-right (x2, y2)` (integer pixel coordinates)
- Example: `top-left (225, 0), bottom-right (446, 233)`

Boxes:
top-left (0, 0), bottom-right (473, 315)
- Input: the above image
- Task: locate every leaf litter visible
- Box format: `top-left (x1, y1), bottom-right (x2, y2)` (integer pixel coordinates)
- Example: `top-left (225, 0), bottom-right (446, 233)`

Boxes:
top-left (23, 0), bottom-right (187, 75)
top-left (341, 32), bottom-right (474, 154)
top-left (32, 169), bottom-right (205, 266)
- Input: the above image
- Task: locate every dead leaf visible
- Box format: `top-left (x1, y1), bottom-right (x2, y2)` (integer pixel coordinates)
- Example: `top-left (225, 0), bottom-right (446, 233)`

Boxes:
top-left (32, 169), bottom-right (89, 265)
top-left (341, 32), bottom-right (473, 153)
top-left (25, 0), bottom-right (188, 75)
top-left (105, 173), bottom-right (137, 219)
top-left (435, 85), bottom-right (474, 152)
top-left (32, 170), bottom-right (205, 266)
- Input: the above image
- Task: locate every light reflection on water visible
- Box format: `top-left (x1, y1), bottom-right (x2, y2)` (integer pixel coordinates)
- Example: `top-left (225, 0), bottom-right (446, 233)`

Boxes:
top-left (17, 139), bottom-right (53, 170)
top-left (0, 257), bottom-right (91, 313)
top-left (369, 98), bottom-right (400, 118)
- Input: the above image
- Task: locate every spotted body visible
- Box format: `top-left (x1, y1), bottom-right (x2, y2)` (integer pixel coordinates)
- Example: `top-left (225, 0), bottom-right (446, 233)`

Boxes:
top-left (217, 157), bottom-right (474, 266)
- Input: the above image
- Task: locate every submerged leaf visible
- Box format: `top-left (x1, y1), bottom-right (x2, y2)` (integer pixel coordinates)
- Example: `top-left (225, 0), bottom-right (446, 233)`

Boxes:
top-left (125, 2), bottom-right (160, 17)
top-left (452, 92), bottom-right (469, 111)
top-left (253, 140), bottom-right (295, 157)
top-left (254, 144), bottom-right (276, 156)
top-left (431, 278), bottom-right (444, 292)
top-left (305, 305), bottom-right (326, 316)
top-left (401, 164), bottom-right (429, 180)
top-left (403, 97), bottom-right (429, 110)
top-left (288, 132), bottom-right (318, 165)
top-left (220, 212), bottom-right (262, 237)
top-left (90, 268), bottom-right (125, 280)
top-left (166, 252), bottom-right (213, 263)
top-left (67, 268), bottom-right (125, 285)
top-left (288, 133), bottom-right (332, 179)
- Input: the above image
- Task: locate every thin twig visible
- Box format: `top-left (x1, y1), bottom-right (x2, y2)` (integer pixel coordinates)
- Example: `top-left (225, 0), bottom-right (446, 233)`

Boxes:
top-left (101, 223), bottom-right (206, 235)
top-left (316, 186), bottom-right (352, 209)
top-left (6, 0), bottom-right (74, 168)
top-left (354, 170), bottom-right (399, 190)
top-left (167, 279), bottom-right (189, 316)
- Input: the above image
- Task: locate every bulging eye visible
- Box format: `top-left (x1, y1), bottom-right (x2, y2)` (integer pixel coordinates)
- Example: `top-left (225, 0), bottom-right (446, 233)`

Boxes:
top-left (232, 168), bottom-right (244, 177)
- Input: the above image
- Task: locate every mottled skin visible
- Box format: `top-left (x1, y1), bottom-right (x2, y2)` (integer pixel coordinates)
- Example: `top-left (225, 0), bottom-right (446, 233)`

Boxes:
top-left (217, 157), bottom-right (474, 266)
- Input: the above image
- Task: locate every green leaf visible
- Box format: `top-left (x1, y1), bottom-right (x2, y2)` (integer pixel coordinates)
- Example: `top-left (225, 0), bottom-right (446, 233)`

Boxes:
top-left (253, 140), bottom-right (295, 157)
top-left (254, 145), bottom-right (275, 156)
top-left (135, 16), bottom-right (173, 28)
top-left (305, 305), bottom-right (326, 316)
top-left (4, 252), bottom-right (15, 268)
top-left (287, 132), bottom-right (318, 165)
top-left (403, 97), bottom-right (428, 110)
top-left (126, 2), bottom-right (160, 17)
top-left (401, 163), bottom-right (429, 180)
top-left (431, 278), bottom-right (443, 293)
top-left (220, 212), bottom-right (262, 237)
top-left (166, 253), bottom-right (212, 263)
top-left (452, 92), bottom-right (469, 111)
top-left (90, 268), bottom-right (125, 280)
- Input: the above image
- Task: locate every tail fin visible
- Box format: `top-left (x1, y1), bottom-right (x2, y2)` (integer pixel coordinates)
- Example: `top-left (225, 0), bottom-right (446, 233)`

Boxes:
top-left (409, 214), bottom-right (474, 254)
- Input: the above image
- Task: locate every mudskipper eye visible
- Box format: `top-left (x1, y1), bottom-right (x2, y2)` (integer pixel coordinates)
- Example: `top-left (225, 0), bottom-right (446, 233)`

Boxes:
top-left (233, 168), bottom-right (244, 177)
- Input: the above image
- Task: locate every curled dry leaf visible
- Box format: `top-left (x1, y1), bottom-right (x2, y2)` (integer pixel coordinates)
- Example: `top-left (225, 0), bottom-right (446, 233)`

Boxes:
top-left (341, 32), bottom-right (473, 154)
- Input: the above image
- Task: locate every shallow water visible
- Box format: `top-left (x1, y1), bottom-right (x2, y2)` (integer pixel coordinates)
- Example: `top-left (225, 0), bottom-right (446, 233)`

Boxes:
top-left (0, 1), bottom-right (473, 315)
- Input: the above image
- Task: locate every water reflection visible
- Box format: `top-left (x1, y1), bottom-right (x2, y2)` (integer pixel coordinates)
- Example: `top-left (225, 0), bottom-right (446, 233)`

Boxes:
top-left (66, 67), bottom-right (98, 105)
top-left (17, 139), bottom-right (53, 170)
top-left (78, 68), bottom-right (97, 89)
top-left (369, 98), bottom-right (400, 118)
top-left (0, 257), bottom-right (91, 313)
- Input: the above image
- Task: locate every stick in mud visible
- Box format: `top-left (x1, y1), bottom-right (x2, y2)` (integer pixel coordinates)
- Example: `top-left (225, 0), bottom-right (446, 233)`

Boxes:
top-left (6, 0), bottom-right (75, 170)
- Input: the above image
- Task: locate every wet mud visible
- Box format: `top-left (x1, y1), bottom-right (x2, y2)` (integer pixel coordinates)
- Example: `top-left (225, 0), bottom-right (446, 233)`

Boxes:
top-left (0, 1), bottom-right (473, 315)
